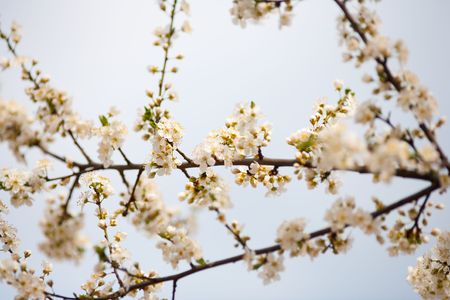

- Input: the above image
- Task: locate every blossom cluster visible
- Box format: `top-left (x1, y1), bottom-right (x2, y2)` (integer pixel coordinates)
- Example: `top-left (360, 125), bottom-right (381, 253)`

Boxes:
top-left (0, 99), bottom-right (38, 161)
top-left (336, 0), bottom-right (438, 123)
top-left (407, 231), bottom-right (450, 299)
top-left (0, 161), bottom-right (49, 208)
top-left (233, 162), bottom-right (291, 196)
top-left (134, 0), bottom-right (191, 178)
top-left (79, 172), bottom-right (115, 203)
top-left (0, 23), bottom-right (95, 160)
top-left (0, 257), bottom-right (47, 300)
top-left (242, 249), bottom-right (287, 285)
top-left (94, 109), bottom-right (128, 168)
top-left (324, 196), bottom-right (379, 235)
top-left (287, 83), bottom-right (357, 191)
top-left (39, 193), bottom-right (87, 262)
top-left (157, 225), bottom-right (202, 268)
top-left (146, 117), bottom-right (184, 176)
top-left (129, 177), bottom-right (170, 236)
top-left (230, 0), bottom-right (294, 28)
top-left (126, 176), bottom-right (202, 269)
top-left (276, 218), bottom-right (309, 256)
top-left (0, 200), bottom-right (19, 253)
top-left (80, 264), bottom-right (115, 298)
top-left (122, 264), bottom-right (162, 300)
top-left (257, 253), bottom-right (285, 285)
top-left (129, 176), bottom-right (196, 235)
top-left (0, 198), bottom-right (52, 300)
top-left (192, 102), bottom-right (271, 172)
top-left (179, 169), bottom-right (232, 210)
top-left (288, 79), bottom-right (443, 194)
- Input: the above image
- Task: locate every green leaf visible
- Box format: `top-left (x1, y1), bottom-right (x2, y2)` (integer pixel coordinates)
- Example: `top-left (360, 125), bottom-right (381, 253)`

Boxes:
top-left (46, 99), bottom-right (57, 114)
top-left (158, 231), bottom-right (173, 240)
top-left (99, 115), bottom-right (109, 126)
top-left (142, 106), bottom-right (154, 121)
top-left (196, 258), bottom-right (207, 266)
top-left (149, 119), bottom-right (158, 129)
top-left (94, 245), bottom-right (108, 262)
top-left (296, 134), bottom-right (317, 152)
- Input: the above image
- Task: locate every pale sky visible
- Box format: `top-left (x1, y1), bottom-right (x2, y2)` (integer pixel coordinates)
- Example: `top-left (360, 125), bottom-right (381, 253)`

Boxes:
top-left (0, 0), bottom-right (449, 299)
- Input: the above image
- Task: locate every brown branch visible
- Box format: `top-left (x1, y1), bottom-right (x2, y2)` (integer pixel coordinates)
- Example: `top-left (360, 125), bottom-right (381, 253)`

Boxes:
top-left (68, 131), bottom-right (93, 164)
top-left (58, 174), bottom-right (81, 225)
top-left (176, 148), bottom-right (194, 164)
top-left (117, 170), bottom-right (131, 190)
top-left (171, 280), bottom-right (178, 300)
top-left (410, 191), bottom-right (431, 231)
top-left (334, 0), bottom-right (449, 174)
top-left (61, 183), bottom-right (438, 300)
top-left (122, 168), bottom-right (144, 216)
top-left (178, 167), bottom-right (191, 179)
top-left (212, 208), bottom-right (249, 250)
top-left (419, 123), bottom-right (450, 173)
top-left (44, 292), bottom-right (77, 300)
top-left (37, 144), bottom-right (70, 165)
top-left (45, 157), bottom-right (437, 183)
top-left (118, 147), bottom-right (132, 165)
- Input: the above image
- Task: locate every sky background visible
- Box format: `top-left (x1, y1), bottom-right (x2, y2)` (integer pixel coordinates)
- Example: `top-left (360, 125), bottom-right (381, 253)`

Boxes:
top-left (0, 0), bottom-right (449, 299)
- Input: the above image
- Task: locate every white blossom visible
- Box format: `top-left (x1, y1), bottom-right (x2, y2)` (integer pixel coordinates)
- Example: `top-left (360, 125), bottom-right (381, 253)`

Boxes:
top-left (79, 172), bottom-right (114, 202)
top-left (156, 225), bottom-right (202, 268)
top-left (0, 99), bottom-right (37, 161)
top-left (39, 194), bottom-right (87, 262)
top-left (93, 116), bottom-right (127, 168)
top-left (130, 177), bottom-right (170, 235)
top-left (0, 166), bottom-right (46, 208)
top-left (179, 169), bottom-right (232, 210)
top-left (407, 231), bottom-right (450, 299)
top-left (192, 102), bottom-right (272, 172)
top-left (257, 253), bottom-right (284, 285)
top-left (146, 118), bottom-right (183, 176)
top-left (276, 218), bottom-right (309, 256)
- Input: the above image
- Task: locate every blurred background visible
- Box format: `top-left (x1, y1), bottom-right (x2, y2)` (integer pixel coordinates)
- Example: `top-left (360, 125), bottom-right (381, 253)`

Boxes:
top-left (0, 0), bottom-right (449, 299)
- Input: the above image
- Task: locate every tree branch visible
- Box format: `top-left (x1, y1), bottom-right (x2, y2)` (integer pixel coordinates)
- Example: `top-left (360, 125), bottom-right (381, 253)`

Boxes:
top-left (58, 174), bottom-right (81, 225)
top-left (56, 183), bottom-right (438, 300)
top-left (122, 168), bottom-right (145, 216)
top-left (44, 157), bottom-right (437, 184)
top-left (333, 0), bottom-right (450, 174)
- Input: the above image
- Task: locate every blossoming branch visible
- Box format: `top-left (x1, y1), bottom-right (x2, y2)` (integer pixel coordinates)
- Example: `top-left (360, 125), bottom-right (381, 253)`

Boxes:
top-left (0, 0), bottom-right (449, 299)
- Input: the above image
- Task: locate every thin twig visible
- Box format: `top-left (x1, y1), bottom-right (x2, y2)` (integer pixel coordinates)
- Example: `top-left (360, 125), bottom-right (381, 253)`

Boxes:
top-left (176, 148), bottom-right (194, 164)
top-left (68, 130), bottom-right (93, 164)
top-left (118, 147), bottom-right (132, 165)
top-left (212, 208), bottom-right (249, 250)
top-left (122, 168), bottom-right (145, 216)
top-left (411, 192), bottom-right (431, 230)
top-left (171, 280), bottom-right (178, 300)
top-left (117, 170), bottom-right (131, 190)
top-left (157, 0), bottom-right (178, 97)
top-left (58, 174), bottom-right (81, 225)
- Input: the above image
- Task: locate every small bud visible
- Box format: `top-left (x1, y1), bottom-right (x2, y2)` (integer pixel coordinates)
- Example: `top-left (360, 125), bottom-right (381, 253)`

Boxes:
top-left (431, 228), bottom-right (441, 236)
